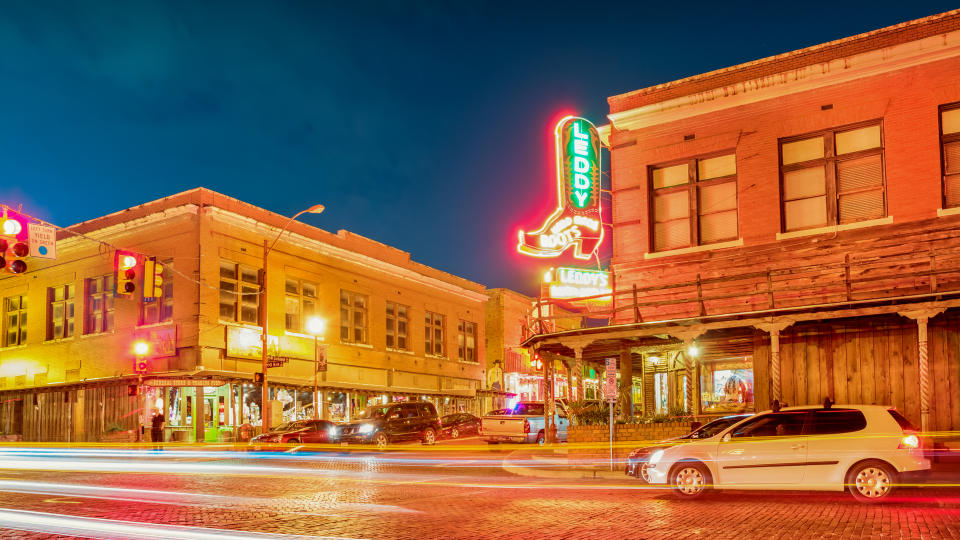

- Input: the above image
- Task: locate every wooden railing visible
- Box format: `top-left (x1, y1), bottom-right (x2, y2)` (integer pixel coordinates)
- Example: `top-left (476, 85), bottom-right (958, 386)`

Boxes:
top-left (522, 221), bottom-right (960, 338)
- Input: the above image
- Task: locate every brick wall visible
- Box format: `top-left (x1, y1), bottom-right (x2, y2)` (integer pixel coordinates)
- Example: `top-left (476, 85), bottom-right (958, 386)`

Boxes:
top-left (568, 422), bottom-right (694, 461)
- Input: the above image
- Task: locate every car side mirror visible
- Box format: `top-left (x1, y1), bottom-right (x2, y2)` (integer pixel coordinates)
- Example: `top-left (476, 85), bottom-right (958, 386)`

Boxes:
top-left (722, 433), bottom-right (731, 442)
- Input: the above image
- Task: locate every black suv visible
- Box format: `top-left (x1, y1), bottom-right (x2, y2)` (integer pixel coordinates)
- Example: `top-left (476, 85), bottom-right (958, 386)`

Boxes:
top-left (339, 401), bottom-right (441, 448)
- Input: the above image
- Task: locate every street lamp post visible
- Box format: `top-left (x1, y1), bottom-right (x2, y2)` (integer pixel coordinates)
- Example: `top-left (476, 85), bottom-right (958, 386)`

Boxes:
top-left (260, 204), bottom-right (324, 435)
top-left (306, 317), bottom-right (326, 420)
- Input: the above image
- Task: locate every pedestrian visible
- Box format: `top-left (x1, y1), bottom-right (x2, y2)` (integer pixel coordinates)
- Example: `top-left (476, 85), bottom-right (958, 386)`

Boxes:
top-left (151, 410), bottom-right (165, 450)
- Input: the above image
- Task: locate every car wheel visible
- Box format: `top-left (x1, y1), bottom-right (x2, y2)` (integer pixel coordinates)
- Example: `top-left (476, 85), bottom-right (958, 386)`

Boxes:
top-left (639, 462), bottom-right (652, 483)
top-left (847, 460), bottom-right (896, 503)
top-left (423, 428), bottom-right (436, 445)
top-left (536, 431), bottom-right (545, 446)
top-left (670, 462), bottom-right (710, 499)
top-left (451, 427), bottom-right (460, 439)
top-left (374, 432), bottom-right (389, 450)
top-left (289, 438), bottom-right (301, 444)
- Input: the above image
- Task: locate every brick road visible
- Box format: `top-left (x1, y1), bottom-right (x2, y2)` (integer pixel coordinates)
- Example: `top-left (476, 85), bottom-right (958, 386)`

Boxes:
top-left (0, 441), bottom-right (958, 539)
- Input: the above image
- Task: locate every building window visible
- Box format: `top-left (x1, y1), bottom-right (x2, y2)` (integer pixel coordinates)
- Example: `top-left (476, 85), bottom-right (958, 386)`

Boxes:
top-left (47, 284), bottom-right (75, 340)
top-left (140, 260), bottom-right (174, 326)
top-left (650, 152), bottom-right (737, 252)
top-left (941, 103), bottom-right (960, 207)
top-left (699, 356), bottom-right (754, 414)
top-left (284, 278), bottom-right (318, 333)
top-left (425, 311), bottom-right (445, 357)
top-left (3, 295), bottom-right (27, 347)
top-left (84, 275), bottom-right (115, 334)
top-left (219, 260), bottom-right (260, 324)
top-left (386, 302), bottom-right (410, 350)
top-left (780, 122), bottom-right (885, 232)
top-left (458, 320), bottom-right (477, 362)
top-left (339, 290), bottom-right (368, 344)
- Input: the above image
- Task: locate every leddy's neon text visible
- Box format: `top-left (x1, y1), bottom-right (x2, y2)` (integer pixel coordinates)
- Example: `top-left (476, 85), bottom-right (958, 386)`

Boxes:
top-left (546, 267), bottom-right (612, 299)
top-left (569, 122), bottom-right (595, 209)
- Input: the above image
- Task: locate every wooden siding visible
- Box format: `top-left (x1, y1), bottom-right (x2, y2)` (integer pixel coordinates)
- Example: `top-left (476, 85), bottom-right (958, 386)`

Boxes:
top-left (0, 384), bottom-right (138, 442)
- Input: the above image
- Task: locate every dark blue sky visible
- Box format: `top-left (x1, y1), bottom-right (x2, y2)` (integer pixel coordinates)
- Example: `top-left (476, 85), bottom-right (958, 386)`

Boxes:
top-left (0, 1), bottom-right (955, 295)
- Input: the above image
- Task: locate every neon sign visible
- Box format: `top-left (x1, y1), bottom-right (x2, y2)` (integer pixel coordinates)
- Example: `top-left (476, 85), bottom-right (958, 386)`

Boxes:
top-left (518, 116), bottom-right (602, 260)
top-left (544, 267), bottom-right (612, 302)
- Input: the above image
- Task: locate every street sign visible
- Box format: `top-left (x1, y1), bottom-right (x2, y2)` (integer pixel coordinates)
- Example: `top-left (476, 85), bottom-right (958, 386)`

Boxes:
top-left (266, 358), bottom-right (287, 368)
top-left (604, 358), bottom-right (617, 403)
top-left (28, 223), bottom-right (56, 259)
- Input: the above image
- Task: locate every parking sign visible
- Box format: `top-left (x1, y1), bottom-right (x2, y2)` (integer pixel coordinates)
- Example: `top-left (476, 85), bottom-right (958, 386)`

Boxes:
top-left (605, 358), bottom-right (617, 403)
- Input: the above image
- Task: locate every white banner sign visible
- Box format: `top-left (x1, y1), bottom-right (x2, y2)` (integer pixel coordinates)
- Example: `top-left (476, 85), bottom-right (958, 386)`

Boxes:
top-left (604, 358), bottom-right (617, 403)
top-left (28, 223), bottom-right (56, 259)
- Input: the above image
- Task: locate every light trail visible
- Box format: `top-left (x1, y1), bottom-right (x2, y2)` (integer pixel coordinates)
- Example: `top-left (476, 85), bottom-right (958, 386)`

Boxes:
top-left (0, 508), bottom-right (364, 539)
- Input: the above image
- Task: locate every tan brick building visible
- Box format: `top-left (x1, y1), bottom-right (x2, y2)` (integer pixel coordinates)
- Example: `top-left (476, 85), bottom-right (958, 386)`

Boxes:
top-left (526, 10), bottom-right (960, 433)
top-left (0, 188), bottom-right (486, 442)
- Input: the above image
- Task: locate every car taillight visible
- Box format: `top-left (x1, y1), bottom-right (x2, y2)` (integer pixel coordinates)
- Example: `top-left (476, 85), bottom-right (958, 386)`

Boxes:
top-left (523, 420), bottom-right (530, 433)
top-left (899, 433), bottom-right (920, 449)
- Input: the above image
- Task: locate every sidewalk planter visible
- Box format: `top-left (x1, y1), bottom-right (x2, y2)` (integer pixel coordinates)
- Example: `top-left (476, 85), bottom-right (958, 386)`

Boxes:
top-left (101, 429), bottom-right (136, 443)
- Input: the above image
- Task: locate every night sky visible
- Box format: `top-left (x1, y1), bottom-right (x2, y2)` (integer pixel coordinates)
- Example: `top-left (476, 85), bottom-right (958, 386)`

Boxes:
top-left (0, 1), bottom-right (955, 295)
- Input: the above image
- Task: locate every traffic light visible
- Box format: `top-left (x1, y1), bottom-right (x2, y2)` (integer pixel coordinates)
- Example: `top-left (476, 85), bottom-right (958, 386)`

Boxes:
top-left (142, 257), bottom-right (163, 300)
top-left (0, 209), bottom-right (29, 275)
top-left (115, 250), bottom-right (140, 297)
top-left (134, 359), bottom-right (148, 374)
top-left (254, 372), bottom-right (264, 383)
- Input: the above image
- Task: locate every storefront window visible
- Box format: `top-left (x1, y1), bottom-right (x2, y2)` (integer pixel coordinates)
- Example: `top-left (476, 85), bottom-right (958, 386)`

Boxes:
top-left (699, 356), bottom-right (754, 414)
top-left (654, 373), bottom-right (668, 414)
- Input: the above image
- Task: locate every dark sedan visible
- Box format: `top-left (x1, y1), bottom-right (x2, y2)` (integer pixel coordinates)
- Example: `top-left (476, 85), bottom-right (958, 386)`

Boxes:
top-left (440, 413), bottom-right (480, 439)
top-left (625, 414), bottom-right (750, 482)
top-left (249, 419), bottom-right (339, 448)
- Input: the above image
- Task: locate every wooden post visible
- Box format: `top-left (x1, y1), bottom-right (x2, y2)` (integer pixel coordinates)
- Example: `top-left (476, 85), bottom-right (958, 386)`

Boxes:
top-left (900, 309), bottom-right (945, 433)
top-left (632, 284), bottom-right (640, 323)
top-left (755, 322), bottom-right (794, 406)
top-left (619, 349), bottom-right (633, 422)
top-left (573, 347), bottom-right (584, 402)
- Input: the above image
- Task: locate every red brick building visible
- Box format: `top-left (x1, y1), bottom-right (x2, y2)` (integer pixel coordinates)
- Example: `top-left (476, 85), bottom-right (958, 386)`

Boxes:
top-left (526, 10), bottom-right (960, 434)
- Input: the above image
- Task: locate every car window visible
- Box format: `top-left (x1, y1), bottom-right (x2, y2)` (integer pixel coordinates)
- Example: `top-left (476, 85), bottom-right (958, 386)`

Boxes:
top-left (731, 412), bottom-right (807, 438)
top-left (687, 415), bottom-right (748, 439)
top-left (442, 414), bottom-right (458, 424)
top-left (399, 404), bottom-right (417, 418)
top-left (357, 406), bottom-right (391, 420)
top-left (513, 403), bottom-right (545, 416)
top-left (807, 410), bottom-right (866, 435)
top-left (420, 403), bottom-right (435, 417)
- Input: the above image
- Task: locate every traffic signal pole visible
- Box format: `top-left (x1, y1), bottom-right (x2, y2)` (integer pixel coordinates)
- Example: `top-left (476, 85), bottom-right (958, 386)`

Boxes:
top-left (261, 239), bottom-right (270, 436)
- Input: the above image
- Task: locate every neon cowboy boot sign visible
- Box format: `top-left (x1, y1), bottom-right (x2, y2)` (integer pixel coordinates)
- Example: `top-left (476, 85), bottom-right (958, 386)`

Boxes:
top-left (518, 116), bottom-right (603, 260)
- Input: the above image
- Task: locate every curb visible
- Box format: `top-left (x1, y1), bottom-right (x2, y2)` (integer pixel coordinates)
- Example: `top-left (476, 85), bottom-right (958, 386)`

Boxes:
top-left (502, 449), bottom-right (628, 480)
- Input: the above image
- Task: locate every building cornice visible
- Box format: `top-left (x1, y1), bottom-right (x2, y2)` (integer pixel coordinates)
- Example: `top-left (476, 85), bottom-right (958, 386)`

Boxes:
top-left (608, 29), bottom-right (960, 133)
top-left (208, 207), bottom-right (489, 303)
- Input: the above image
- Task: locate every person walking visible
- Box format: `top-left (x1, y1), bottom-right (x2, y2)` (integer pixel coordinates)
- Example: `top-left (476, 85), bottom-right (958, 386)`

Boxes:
top-left (150, 410), bottom-right (165, 450)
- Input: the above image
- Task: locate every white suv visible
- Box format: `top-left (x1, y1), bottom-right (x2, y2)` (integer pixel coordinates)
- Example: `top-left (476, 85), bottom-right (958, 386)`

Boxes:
top-left (645, 405), bottom-right (929, 502)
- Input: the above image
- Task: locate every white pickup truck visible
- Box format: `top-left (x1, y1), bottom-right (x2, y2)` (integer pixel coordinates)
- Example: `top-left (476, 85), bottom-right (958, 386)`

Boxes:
top-left (480, 402), bottom-right (569, 444)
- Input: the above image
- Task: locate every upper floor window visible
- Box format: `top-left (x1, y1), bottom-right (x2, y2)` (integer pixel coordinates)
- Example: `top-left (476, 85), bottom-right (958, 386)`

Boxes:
top-left (780, 122), bottom-right (885, 232)
top-left (458, 320), bottom-right (477, 363)
top-left (650, 153), bottom-right (737, 252)
top-left (219, 260), bottom-right (260, 324)
top-left (85, 274), bottom-right (115, 334)
top-left (425, 311), bottom-right (445, 357)
top-left (47, 284), bottom-right (75, 340)
top-left (3, 295), bottom-right (27, 347)
top-left (284, 278), bottom-right (318, 333)
top-left (140, 260), bottom-right (173, 326)
top-left (340, 290), bottom-right (368, 344)
top-left (941, 103), bottom-right (960, 208)
top-left (386, 302), bottom-right (410, 351)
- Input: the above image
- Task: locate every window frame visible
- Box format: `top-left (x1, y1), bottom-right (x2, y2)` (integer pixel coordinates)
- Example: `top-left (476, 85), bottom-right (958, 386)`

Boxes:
top-left (218, 260), bottom-right (260, 325)
top-left (648, 150), bottom-right (739, 252)
top-left (46, 284), bottom-right (76, 341)
top-left (284, 277), bottom-right (318, 333)
top-left (339, 290), bottom-right (369, 345)
top-left (386, 301), bottom-right (410, 351)
top-left (425, 311), bottom-right (445, 357)
top-left (2, 295), bottom-right (27, 347)
top-left (729, 411), bottom-right (809, 438)
top-left (779, 119), bottom-right (886, 232)
top-left (940, 102), bottom-right (960, 208)
top-left (84, 274), bottom-right (115, 335)
top-left (139, 259), bottom-right (174, 326)
top-left (457, 320), bottom-right (477, 363)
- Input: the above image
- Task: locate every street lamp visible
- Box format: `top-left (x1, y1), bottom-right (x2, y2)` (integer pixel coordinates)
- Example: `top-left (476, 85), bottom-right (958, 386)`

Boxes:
top-left (260, 204), bottom-right (324, 434)
top-left (306, 316), bottom-right (326, 420)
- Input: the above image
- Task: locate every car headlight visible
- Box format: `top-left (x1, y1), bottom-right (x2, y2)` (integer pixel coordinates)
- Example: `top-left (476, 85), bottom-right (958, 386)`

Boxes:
top-left (649, 449), bottom-right (665, 465)
top-left (359, 423), bottom-right (373, 434)
top-left (328, 426), bottom-right (338, 438)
